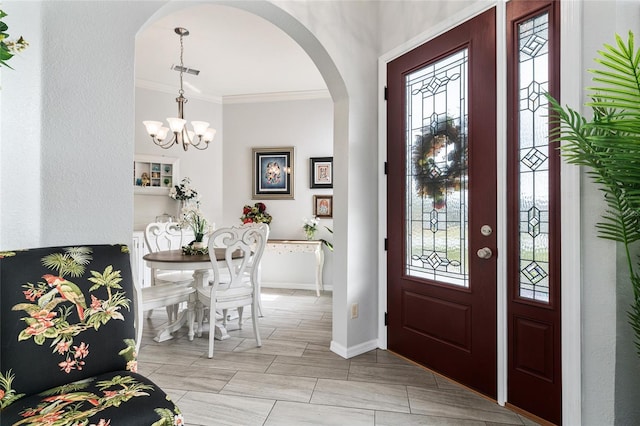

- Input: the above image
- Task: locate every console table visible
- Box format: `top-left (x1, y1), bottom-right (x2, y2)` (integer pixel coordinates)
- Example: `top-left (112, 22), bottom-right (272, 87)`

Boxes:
top-left (265, 239), bottom-right (324, 296)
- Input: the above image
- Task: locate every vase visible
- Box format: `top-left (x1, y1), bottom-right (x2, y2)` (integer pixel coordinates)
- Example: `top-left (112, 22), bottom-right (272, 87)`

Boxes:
top-left (191, 241), bottom-right (206, 250)
top-left (304, 229), bottom-right (316, 240)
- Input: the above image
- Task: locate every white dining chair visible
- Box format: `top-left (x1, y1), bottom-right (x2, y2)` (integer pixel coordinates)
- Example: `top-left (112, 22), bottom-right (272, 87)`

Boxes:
top-left (144, 221), bottom-right (194, 321)
top-left (196, 224), bottom-right (267, 358)
top-left (133, 265), bottom-right (196, 349)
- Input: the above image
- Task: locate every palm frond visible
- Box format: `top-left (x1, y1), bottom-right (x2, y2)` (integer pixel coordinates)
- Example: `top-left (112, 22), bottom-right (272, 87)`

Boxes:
top-left (550, 31), bottom-right (640, 358)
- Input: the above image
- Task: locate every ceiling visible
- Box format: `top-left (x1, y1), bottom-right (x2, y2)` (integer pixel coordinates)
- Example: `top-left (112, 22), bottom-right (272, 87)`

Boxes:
top-left (135, 4), bottom-right (328, 100)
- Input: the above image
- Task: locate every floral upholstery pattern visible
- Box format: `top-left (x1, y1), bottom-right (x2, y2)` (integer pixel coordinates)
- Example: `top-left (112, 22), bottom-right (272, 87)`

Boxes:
top-left (0, 245), bottom-right (182, 425)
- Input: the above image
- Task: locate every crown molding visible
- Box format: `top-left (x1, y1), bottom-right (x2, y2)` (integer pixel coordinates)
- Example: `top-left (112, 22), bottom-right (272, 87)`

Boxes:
top-left (223, 89), bottom-right (331, 104)
top-left (135, 79), bottom-right (223, 104)
top-left (136, 80), bottom-right (330, 105)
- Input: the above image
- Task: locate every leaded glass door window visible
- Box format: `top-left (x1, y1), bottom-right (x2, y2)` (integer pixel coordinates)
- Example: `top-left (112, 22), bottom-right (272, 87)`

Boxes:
top-left (406, 49), bottom-right (469, 288)
top-left (517, 12), bottom-right (550, 303)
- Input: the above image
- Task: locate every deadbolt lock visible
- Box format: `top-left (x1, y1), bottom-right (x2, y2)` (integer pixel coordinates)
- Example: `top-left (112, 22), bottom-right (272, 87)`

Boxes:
top-left (480, 225), bottom-right (493, 236)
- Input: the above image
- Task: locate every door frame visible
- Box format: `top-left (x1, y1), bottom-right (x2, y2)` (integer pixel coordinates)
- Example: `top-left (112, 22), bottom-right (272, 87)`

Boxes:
top-left (377, 1), bottom-right (582, 423)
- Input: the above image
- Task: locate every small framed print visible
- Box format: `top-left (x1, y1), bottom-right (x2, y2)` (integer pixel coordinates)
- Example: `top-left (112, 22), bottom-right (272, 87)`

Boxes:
top-left (313, 195), bottom-right (333, 218)
top-left (310, 157), bottom-right (333, 189)
top-left (252, 147), bottom-right (294, 199)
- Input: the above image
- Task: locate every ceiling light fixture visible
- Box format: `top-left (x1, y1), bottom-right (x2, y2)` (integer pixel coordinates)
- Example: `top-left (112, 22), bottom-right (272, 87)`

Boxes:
top-left (143, 27), bottom-right (216, 151)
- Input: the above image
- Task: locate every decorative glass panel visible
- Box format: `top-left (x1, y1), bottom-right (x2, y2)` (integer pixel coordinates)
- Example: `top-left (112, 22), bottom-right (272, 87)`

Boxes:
top-left (518, 12), bottom-right (550, 302)
top-left (405, 49), bottom-right (469, 287)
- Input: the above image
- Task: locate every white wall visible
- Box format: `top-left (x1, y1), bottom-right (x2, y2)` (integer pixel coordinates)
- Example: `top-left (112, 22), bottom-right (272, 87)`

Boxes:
top-left (0, 2), bottom-right (42, 249)
top-left (223, 97), bottom-right (334, 287)
top-left (1, 1), bottom-right (161, 249)
top-left (134, 86), bottom-right (223, 231)
top-left (273, 0), bottom-right (380, 356)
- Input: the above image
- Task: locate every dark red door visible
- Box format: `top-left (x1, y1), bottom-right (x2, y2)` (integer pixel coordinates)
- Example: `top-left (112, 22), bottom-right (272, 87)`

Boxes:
top-left (387, 8), bottom-right (498, 398)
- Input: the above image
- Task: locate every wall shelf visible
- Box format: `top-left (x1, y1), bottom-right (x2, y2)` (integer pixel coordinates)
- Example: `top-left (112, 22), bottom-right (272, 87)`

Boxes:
top-left (133, 154), bottom-right (180, 195)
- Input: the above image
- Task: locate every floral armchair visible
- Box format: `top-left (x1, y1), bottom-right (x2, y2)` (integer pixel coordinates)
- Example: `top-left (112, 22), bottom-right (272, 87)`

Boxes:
top-left (0, 245), bottom-right (182, 425)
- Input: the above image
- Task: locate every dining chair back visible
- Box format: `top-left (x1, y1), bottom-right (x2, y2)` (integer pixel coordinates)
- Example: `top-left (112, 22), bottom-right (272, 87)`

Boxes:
top-left (144, 222), bottom-right (194, 322)
top-left (145, 221), bottom-right (193, 252)
top-left (197, 224), bottom-right (267, 358)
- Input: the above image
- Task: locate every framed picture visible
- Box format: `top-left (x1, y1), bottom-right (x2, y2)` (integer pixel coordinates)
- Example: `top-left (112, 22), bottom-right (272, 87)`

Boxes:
top-left (310, 157), bottom-right (333, 189)
top-left (252, 147), bottom-right (295, 199)
top-left (313, 195), bottom-right (333, 218)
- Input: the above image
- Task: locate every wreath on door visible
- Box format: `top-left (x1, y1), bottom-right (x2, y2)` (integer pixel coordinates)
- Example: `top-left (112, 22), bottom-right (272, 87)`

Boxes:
top-left (412, 118), bottom-right (466, 209)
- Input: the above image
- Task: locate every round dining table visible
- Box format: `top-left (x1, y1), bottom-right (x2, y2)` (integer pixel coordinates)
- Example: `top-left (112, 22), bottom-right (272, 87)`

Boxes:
top-left (143, 248), bottom-right (241, 342)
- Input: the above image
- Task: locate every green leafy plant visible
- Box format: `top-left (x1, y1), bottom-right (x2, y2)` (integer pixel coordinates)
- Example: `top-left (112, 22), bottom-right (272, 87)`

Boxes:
top-left (549, 31), bottom-right (640, 356)
top-left (0, 9), bottom-right (28, 69)
top-left (321, 226), bottom-right (334, 251)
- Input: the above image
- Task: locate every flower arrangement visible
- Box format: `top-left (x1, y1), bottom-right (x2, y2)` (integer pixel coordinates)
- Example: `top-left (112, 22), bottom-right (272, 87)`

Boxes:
top-left (169, 177), bottom-right (199, 202)
top-left (303, 217), bottom-right (319, 240)
top-left (303, 216), bottom-right (334, 250)
top-left (241, 202), bottom-right (272, 224)
top-left (0, 9), bottom-right (28, 69)
top-left (179, 204), bottom-right (211, 254)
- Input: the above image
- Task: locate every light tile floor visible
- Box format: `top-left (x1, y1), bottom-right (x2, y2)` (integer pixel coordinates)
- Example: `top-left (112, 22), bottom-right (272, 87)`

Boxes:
top-left (138, 288), bottom-right (540, 426)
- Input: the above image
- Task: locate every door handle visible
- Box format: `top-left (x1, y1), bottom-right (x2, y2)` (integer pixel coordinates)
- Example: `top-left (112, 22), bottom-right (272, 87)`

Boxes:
top-left (477, 247), bottom-right (493, 259)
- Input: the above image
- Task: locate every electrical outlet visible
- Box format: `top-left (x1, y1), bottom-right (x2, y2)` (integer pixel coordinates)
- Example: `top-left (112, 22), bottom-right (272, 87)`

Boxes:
top-left (351, 303), bottom-right (358, 319)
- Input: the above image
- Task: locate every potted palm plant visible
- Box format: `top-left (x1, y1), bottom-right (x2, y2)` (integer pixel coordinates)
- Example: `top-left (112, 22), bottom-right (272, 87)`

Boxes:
top-left (549, 31), bottom-right (640, 356)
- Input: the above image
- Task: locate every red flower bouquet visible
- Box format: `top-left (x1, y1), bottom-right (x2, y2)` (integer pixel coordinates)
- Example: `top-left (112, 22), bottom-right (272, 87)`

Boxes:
top-left (240, 202), bottom-right (272, 224)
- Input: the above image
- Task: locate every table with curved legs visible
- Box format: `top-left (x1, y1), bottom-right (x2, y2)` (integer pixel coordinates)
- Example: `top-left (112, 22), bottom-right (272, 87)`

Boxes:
top-left (143, 249), bottom-right (238, 342)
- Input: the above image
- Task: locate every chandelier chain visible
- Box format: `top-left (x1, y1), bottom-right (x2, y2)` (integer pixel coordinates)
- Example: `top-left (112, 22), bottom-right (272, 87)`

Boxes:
top-left (178, 32), bottom-right (185, 97)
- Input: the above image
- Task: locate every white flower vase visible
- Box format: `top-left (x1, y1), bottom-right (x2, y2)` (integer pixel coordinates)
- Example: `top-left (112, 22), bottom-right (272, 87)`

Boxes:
top-left (191, 241), bottom-right (206, 250)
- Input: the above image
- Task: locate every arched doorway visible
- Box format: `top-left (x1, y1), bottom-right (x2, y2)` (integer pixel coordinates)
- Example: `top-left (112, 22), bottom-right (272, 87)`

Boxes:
top-left (135, 0), bottom-right (349, 354)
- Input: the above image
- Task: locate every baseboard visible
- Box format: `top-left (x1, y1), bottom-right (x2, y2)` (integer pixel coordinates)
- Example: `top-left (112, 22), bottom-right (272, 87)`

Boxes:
top-left (262, 281), bottom-right (333, 293)
top-left (330, 339), bottom-right (379, 359)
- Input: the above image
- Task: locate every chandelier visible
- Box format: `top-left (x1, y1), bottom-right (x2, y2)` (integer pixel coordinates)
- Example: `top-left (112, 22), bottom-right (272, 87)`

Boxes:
top-left (143, 27), bottom-right (216, 151)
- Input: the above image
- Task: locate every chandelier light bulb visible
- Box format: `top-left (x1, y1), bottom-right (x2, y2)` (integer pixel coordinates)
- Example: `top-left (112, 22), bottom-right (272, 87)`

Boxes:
top-left (191, 121), bottom-right (210, 136)
top-left (142, 121), bottom-right (163, 136)
top-left (167, 117), bottom-right (186, 133)
top-left (157, 127), bottom-right (170, 141)
top-left (203, 128), bottom-right (217, 142)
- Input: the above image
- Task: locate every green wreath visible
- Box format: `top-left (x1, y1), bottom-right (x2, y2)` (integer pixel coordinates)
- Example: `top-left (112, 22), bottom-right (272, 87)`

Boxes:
top-left (412, 119), bottom-right (466, 208)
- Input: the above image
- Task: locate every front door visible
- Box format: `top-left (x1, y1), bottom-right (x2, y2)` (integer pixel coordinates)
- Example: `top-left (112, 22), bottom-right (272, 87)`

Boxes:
top-left (386, 8), bottom-right (497, 397)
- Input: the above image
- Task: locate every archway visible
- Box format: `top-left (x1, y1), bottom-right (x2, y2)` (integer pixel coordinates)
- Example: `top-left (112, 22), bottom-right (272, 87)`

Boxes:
top-left (136, 0), bottom-right (350, 354)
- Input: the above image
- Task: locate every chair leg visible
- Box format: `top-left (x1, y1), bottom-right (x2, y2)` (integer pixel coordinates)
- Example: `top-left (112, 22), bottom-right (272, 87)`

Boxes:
top-left (195, 302), bottom-right (204, 338)
top-left (208, 328), bottom-right (215, 358)
top-left (187, 298), bottom-right (195, 341)
top-left (222, 309), bottom-right (228, 327)
top-left (256, 266), bottom-right (264, 317)
top-left (252, 300), bottom-right (261, 347)
top-left (256, 289), bottom-right (264, 317)
top-left (237, 306), bottom-right (244, 329)
top-left (208, 304), bottom-right (216, 359)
